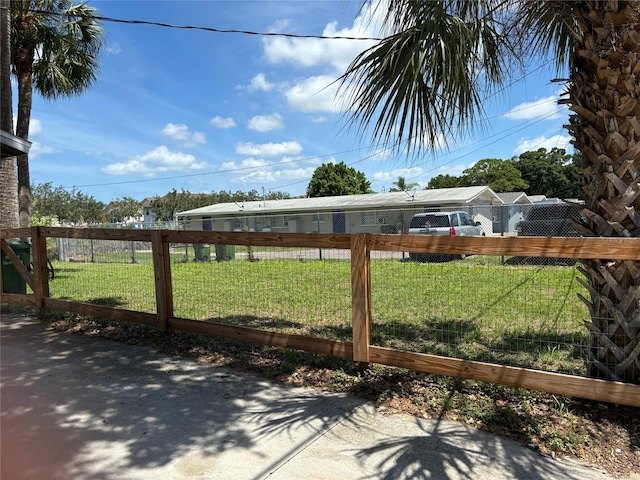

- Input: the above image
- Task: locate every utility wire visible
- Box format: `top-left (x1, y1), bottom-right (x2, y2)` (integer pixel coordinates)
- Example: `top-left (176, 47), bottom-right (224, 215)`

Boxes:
top-left (27, 8), bottom-right (383, 41)
top-left (67, 97), bottom-right (565, 191)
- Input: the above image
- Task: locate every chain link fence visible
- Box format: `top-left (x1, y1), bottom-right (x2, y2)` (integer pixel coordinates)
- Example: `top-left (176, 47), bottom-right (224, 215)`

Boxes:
top-left (178, 201), bottom-right (582, 236)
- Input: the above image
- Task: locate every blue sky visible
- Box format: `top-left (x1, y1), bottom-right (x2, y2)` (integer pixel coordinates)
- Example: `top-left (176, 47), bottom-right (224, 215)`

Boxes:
top-left (22, 0), bottom-right (573, 203)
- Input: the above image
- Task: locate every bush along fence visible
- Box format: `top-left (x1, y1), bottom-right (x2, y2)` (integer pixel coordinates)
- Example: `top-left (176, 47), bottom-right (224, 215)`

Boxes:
top-left (1, 226), bottom-right (639, 407)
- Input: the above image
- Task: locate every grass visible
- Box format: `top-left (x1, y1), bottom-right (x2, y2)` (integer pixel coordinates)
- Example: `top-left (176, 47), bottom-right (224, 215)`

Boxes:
top-left (7, 251), bottom-right (637, 476)
top-left (47, 254), bottom-right (589, 375)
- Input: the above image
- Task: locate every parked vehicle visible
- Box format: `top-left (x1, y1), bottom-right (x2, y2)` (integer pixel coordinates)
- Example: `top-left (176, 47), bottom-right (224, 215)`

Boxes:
top-left (512, 202), bottom-right (584, 266)
top-left (406, 211), bottom-right (484, 261)
top-left (516, 203), bottom-right (584, 237)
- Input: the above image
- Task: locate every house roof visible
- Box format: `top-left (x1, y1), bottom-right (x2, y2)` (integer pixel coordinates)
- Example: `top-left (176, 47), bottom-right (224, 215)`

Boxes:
top-left (496, 192), bottom-right (532, 204)
top-left (1, 130), bottom-right (31, 158)
top-left (176, 186), bottom-right (503, 218)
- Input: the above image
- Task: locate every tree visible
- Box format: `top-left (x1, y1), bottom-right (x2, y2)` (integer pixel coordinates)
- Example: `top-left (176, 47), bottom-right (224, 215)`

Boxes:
top-left (510, 148), bottom-right (582, 199)
top-left (340, 1), bottom-right (640, 382)
top-left (462, 158), bottom-right (529, 193)
top-left (151, 189), bottom-right (201, 222)
top-left (307, 161), bottom-right (373, 197)
top-left (426, 174), bottom-right (469, 190)
top-left (31, 182), bottom-right (104, 224)
top-left (106, 197), bottom-right (142, 224)
top-left (0, 0), bottom-right (19, 229)
top-left (389, 176), bottom-right (419, 192)
top-left (11, 1), bottom-right (103, 228)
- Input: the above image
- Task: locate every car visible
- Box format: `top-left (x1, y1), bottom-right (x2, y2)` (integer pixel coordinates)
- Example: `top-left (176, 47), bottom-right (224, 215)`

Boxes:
top-left (406, 211), bottom-right (484, 261)
top-left (516, 203), bottom-right (584, 237)
top-left (513, 202), bottom-right (584, 266)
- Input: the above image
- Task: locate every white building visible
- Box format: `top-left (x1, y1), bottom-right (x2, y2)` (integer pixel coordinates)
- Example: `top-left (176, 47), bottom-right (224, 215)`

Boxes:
top-left (176, 186), bottom-right (505, 235)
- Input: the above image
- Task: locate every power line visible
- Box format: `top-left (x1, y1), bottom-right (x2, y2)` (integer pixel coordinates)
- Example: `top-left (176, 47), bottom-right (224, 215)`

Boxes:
top-left (28, 9), bottom-right (383, 41)
top-left (403, 109), bottom-right (566, 185)
top-left (67, 98), bottom-right (565, 191)
top-left (65, 144), bottom-right (379, 189)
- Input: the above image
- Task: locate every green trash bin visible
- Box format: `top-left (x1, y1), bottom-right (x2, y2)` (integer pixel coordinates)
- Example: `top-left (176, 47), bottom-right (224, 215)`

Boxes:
top-left (1, 240), bottom-right (31, 294)
top-left (193, 243), bottom-right (211, 262)
top-left (215, 244), bottom-right (235, 262)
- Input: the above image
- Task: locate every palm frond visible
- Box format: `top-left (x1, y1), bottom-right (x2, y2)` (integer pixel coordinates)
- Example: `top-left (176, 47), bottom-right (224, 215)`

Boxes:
top-left (514, 0), bottom-right (579, 73)
top-left (339, 0), bottom-right (508, 156)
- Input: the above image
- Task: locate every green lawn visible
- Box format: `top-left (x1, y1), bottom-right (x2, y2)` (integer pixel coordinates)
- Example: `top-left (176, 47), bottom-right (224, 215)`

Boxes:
top-left (47, 255), bottom-right (589, 375)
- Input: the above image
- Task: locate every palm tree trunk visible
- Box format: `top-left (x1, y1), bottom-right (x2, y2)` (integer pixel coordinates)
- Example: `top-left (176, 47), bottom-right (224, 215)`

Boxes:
top-left (0, 0), bottom-right (19, 230)
top-left (15, 40), bottom-right (34, 229)
top-left (567, 2), bottom-right (640, 383)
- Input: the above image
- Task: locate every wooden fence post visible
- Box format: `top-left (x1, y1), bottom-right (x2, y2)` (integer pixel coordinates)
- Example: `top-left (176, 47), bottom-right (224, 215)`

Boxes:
top-left (31, 226), bottom-right (49, 307)
top-left (351, 234), bottom-right (371, 364)
top-left (151, 230), bottom-right (173, 333)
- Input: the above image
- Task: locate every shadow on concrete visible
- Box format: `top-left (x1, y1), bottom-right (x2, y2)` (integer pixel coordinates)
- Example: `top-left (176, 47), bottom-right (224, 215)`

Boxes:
top-left (1, 315), bottom-right (613, 480)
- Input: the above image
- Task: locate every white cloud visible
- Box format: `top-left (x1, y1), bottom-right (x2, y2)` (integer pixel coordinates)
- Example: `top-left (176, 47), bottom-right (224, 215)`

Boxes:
top-left (102, 146), bottom-right (207, 176)
top-left (28, 141), bottom-right (59, 158)
top-left (284, 75), bottom-right (342, 112)
top-left (366, 148), bottom-right (392, 162)
top-left (247, 73), bottom-right (276, 92)
top-left (105, 43), bottom-right (122, 55)
top-left (309, 115), bottom-right (328, 123)
top-left (514, 134), bottom-right (573, 154)
top-left (161, 123), bottom-right (206, 148)
top-left (503, 96), bottom-right (563, 121)
top-left (259, 1), bottom-right (389, 115)
top-left (235, 166), bottom-right (316, 185)
top-left (235, 141), bottom-right (303, 157)
top-left (432, 162), bottom-right (475, 178)
top-left (262, 2), bottom-right (383, 72)
top-left (247, 113), bottom-right (284, 132)
top-left (413, 132), bottom-right (448, 152)
top-left (221, 158), bottom-right (271, 171)
top-left (210, 116), bottom-right (237, 129)
top-left (29, 118), bottom-right (43, 136)
top-left (373, 167), bottom-right (428, 184)
top-left (219, 154), bottom-right (316, 186)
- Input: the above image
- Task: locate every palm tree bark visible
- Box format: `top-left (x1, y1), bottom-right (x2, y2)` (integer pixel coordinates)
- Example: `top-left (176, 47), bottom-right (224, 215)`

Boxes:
top-left (15, 72), bottom-right (33, 229)
top-left (14, 8), bottom-right (34, 229)
top-left (0, 0), bottom-right (19, 229)
top-left (566, 2), bottom-right (640, 382)
top-left (339, 0), bottom-right (640, 383)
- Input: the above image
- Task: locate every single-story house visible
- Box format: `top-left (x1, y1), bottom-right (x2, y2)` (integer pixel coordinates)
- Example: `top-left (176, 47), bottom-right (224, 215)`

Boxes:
top-left (176, 186), bottom-right (505, 235)
top-left (493, 192), bottom-right (532, 234)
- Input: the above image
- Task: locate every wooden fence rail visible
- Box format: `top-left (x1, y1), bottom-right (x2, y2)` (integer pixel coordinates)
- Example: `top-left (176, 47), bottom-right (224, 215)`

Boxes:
top-left (1, 226), bottom-right (639, 407)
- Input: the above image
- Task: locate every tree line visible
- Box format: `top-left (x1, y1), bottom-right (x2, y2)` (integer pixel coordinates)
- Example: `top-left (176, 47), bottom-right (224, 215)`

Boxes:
top-left (425, 148), bottom-right (581, 198)
top-left (307, 148), bottom-right (582, 199)
top-left (30, 184), bottom-right (291, 225)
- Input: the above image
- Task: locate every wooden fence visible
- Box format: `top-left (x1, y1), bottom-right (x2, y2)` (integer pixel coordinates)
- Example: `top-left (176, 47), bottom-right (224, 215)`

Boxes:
top-left (1, 226), bottom-right (639, 407)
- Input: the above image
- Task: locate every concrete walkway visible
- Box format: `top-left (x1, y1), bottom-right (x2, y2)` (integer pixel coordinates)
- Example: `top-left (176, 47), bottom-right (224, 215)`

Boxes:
top-left (0, 313), bottom-right (626, 480)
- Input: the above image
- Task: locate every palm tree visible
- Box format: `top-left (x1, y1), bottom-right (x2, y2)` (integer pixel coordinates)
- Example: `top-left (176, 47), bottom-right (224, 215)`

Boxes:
top-left (340, 0), bottom-right (640, 383)
top-left (11, 0), bottom-right (103, 228)
top-left (389, 176), bottom-right (419, 192)
top-left (1, 0), bottom-right (19, 229)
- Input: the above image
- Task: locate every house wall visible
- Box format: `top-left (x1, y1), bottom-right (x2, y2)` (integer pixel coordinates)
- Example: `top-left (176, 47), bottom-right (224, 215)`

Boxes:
top-left (143, 207), bottom-right (155, 226)
top-left (178, 203), bottom-right (519, 236)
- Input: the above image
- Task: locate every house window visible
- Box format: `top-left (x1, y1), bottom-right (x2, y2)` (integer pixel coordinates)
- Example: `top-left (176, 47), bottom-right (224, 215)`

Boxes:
top-left (362, 212), bottom-right (388, 225)
top-left (270, 216), bottom-right (287, 228)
